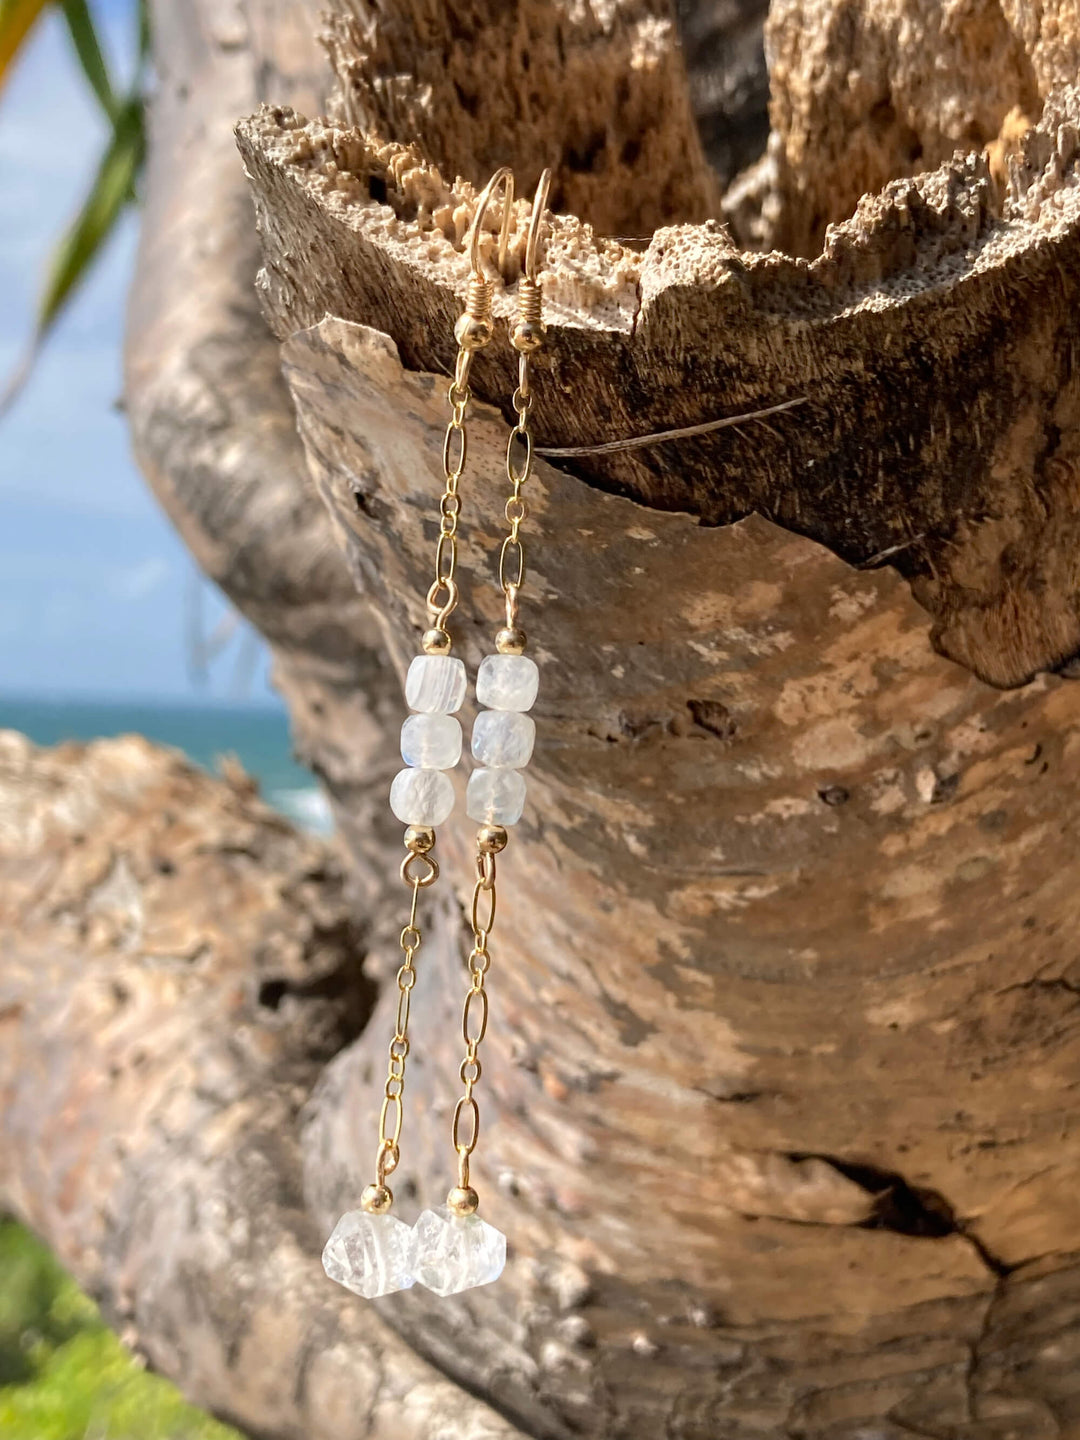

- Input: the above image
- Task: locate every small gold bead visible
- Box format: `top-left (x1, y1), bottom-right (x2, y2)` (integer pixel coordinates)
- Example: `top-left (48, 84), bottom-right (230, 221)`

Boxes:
top-left (477, 824), bottom-right (508, 854)
top-left (511, 319), bottom-right (546, 353)
top-left (422, 626), bottom-right (452, 656)
top-left (404, 825), bottom-right (436, 854)
top-left (454, 313), bottom-right (494, 351)
top-left (361, 1183), bottom-right (393, 1215)
top-left (495, 626), bottom-right (526, 655)
top-left (446, 1184), bottom-right (480, 1217)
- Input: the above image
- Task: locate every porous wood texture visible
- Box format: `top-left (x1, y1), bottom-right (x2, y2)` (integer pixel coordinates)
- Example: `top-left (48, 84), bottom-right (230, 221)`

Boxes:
top-left (240, 80), bottom-right (1080, 692)
top-left (3, 0), bottom-right (1080, 1437)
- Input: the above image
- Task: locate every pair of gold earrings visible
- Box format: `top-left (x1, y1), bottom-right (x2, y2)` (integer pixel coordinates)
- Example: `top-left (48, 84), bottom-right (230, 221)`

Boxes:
top-left (323, 167), bottom-right (552, 1300)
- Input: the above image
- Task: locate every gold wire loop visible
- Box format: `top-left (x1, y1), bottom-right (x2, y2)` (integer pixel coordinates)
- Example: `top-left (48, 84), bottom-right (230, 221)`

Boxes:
top-left (401, 850), bottom-right (440, 888)
top-left (426, 577), bottom-right (459, 629)
top-left (467, 166), bottom-right (515, 279)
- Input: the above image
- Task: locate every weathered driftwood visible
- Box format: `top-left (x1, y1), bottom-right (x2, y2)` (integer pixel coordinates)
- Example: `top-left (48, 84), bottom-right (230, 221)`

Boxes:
top-left (3, 0), bottom-right (1080, 1437)
top-left (0, 733), bottom-right (520, 1440)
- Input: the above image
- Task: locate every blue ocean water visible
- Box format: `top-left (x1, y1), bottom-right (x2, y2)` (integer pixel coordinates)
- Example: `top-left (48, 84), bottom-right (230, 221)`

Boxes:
top-left (0, 694), bottom-right (332, 833)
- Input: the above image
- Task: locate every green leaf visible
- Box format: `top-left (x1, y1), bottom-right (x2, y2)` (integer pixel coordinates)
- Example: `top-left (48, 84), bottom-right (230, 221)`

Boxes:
top-left (58, 0), bottom-right (116, 120)
top-left (0, 97), bottom-right (143, 414)
top-left (0, 0), bottom-right (50, 91)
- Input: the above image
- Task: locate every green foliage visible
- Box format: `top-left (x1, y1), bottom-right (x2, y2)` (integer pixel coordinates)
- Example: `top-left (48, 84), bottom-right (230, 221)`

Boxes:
top-left (0, 0), bottom-right (150, 413)
top-left (58, 0), bottom-right (117, 119)
top-left (0, 1218), bottom-right (242, 1440)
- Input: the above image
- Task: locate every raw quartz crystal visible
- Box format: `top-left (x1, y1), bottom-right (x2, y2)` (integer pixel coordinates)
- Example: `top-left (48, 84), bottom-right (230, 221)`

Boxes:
top-left (410, 1206), bottom-right (507, 1296)
top-left (322, 1209), bottom-right (416, 1299)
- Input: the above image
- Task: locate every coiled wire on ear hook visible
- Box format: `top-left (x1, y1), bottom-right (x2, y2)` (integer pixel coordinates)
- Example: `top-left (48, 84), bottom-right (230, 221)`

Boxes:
top-left (456, 167), bottom-right (515, 355)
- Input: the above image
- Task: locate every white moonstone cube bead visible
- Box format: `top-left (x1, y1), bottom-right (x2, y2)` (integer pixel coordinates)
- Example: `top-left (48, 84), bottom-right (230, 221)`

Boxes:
top-left (405, 654), bottom-right (467, 713)
top-left (401, 713), bottom-right (462, 769)
top-left (476, 653), bottom-right (539, 712)
top-left (322, 1209), bottom-right (416, 1298)
top-left (410, 1206), bottom-right (506, 1296)
top-left (472, 711), bottom-right (535, 768)
top-left (390, 767), bottom-right (455, 825)
top-left (466, 767), bottom-right (527, 825)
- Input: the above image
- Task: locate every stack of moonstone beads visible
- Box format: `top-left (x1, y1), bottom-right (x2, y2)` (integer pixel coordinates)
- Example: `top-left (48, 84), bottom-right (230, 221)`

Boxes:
top-left (466, 653), bottom-right (540, 825)
top-left (389, 654), bottom-right (468, 827)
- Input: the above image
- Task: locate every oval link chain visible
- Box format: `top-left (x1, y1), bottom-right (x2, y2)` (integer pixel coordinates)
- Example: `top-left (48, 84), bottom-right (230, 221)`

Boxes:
top-left (428, 347), bottom-right (473, 631)
top-left (451, 848), bottom-right (498, 1189)
top-left (443, 170), bottom-right (551, 1214)
top-left (500, 351), bottom-right (536, 630)
top-left (375, 870), bottom-right (423, 1185)
top-left (356, 165), bottom-right (517, 1220)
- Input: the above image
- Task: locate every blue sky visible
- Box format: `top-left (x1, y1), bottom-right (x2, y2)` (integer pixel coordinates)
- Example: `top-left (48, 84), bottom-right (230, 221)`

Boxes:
top-left (0, 0), bottom-right (273, 702)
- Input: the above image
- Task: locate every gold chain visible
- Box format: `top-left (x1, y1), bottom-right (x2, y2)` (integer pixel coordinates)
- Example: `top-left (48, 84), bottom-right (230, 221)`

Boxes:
top-left (500, 282), bottom-right (539, 631)
top-left (361, 168), bottom-right (515, 1219)
top-left (443, 170), bottom-right (551, 1219)
top-left (450, 845), bottom-right (498, 1190)
top-left (427, 336), bottom-right (473, 636)
top-left (372, 849), bottom-right (439, 1190)
top-left (426, 166), bottom-right (514, 649)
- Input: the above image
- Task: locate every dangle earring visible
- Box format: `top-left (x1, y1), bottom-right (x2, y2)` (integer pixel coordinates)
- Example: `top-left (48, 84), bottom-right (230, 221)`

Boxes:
top-left (321, 167), bottom-right (516, 1300)
top-left (410, 170), bottom-right (553, 1299)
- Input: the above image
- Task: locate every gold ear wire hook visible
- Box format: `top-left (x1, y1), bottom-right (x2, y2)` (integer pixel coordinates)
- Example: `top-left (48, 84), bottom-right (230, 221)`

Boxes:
top-left (524, 168), bottom-right (552, 281)
top-left (467, 166), bottom-right (515, 280)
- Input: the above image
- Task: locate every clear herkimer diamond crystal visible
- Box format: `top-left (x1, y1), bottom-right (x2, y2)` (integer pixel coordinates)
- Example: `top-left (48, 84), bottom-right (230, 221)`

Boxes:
top-left (322, 1210), bottom-right (416, 1298)
top-left (410, 1206), bottom-right (507, 1296)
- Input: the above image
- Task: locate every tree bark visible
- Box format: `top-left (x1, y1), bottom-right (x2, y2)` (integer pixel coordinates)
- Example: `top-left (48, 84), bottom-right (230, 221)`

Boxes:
top-left (5, 1), bottom-right (1080, 1438)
